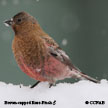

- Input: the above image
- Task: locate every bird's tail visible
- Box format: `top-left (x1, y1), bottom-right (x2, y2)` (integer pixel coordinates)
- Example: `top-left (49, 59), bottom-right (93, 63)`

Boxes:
top-left (72, 68), bottom-right (100, 83)
top-left (79, 72), bottom-right (100, 83)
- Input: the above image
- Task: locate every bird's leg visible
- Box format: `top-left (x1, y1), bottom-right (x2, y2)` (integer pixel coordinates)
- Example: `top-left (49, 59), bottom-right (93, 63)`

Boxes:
top-left (49, 82), bottom-right (56, 88)
top-left (19, 84), bottom-right (22, 88)
top-left (31, 81), bottom-right (41, 88)
top-left (30, 59), bottom-right (45, 88)
top-left (49, 83), bottom-right (53, 88)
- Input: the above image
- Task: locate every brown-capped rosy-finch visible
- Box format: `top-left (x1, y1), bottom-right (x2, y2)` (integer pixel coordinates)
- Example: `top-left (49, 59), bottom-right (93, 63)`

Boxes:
top-left (4, 11), bottom-right (100, 88)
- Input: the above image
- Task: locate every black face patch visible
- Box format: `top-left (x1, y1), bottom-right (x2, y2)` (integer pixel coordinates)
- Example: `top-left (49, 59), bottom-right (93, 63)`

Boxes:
top-left (12, 11), bottom-right (37, 25)
top-left (13, 11), bottom-right (27, 19)
top-left (13, 12), bottom-right (29, 25)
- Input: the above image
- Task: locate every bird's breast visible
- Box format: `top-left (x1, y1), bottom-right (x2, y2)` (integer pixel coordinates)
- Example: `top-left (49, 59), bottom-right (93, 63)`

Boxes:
top-left (12, 36), bottom-right (47, 67)
top-left (17, 55), bottom-right (73, 82)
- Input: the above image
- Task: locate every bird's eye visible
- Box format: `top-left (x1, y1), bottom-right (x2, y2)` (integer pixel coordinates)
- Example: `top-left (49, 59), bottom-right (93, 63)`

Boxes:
top-left (17, 18), bottom-right (22, 22)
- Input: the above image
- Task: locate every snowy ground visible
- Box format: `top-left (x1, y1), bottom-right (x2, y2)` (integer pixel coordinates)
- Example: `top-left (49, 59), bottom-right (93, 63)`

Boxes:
top-left (0, 80), bottom-right (108, 108)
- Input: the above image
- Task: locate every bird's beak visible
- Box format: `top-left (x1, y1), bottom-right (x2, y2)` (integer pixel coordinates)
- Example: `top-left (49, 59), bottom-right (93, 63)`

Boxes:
top-left (4, 18), bottom-right (13, 27)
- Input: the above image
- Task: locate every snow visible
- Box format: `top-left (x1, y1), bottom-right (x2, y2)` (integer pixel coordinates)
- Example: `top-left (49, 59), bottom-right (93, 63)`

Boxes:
top-left (62, 38), bottom-right (68, 46)
top-left (0, 80), bottom-right (108, 108)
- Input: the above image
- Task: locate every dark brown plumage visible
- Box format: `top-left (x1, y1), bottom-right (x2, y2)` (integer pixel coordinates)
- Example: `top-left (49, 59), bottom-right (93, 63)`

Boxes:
top-left (4, 11), bottom-right (100, 88)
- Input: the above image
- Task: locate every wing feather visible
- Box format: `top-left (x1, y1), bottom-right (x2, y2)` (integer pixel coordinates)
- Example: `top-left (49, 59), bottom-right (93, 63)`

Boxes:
top-left (40, 35), bottom-right (77, 70)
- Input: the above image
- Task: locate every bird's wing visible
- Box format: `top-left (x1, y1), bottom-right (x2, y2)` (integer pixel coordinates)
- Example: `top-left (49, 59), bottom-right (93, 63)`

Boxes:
top-left (40, 35), bottom-right (59, 48)
top-left (40, 36), bottom-right (100, 83)
top-left (48, 46), bottom-right (76, 70)
top-left (40, 35), bottom-right (76, 70)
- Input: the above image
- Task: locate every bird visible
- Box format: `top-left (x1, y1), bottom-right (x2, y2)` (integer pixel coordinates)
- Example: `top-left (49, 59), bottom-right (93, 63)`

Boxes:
top-left (4, 11), bottom-right (100, 88)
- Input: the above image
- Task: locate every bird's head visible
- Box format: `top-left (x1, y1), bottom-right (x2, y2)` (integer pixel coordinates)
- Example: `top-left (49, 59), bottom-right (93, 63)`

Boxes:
top-left (4, 11), bottom-right (40, 34)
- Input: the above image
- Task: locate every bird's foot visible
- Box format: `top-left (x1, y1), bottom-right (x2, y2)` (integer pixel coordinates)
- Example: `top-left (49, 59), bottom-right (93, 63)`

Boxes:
top-left (49, 83), bottom-right (56, 88)
top-left (31, 81), bottom-right (41, 88)
top-left (19, 84), bottom-right (22, 88)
